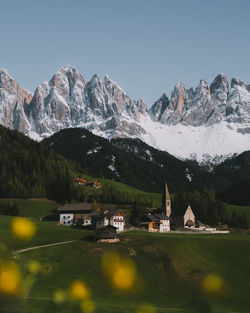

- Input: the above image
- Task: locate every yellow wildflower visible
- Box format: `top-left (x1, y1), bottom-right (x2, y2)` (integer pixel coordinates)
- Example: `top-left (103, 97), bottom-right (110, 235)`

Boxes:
top-left (53, 289), bottom-right (67, 304)
top-left (81, 299), bottom-right (95, 313)
top-left (27, 260), bottom-right (41, 275)
top-left (202, 274), bottom-right (224, 293)
top-left (69, 280), bottom-right (90, 300)
top-left (11, 217), bottom-right (36, 240)
top-left (102, 253), bottom-right (136, 290)
top-left (0, 261), bottom-right (22, 296)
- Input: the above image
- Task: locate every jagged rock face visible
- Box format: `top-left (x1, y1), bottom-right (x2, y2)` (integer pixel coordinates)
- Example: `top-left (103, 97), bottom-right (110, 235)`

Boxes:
top-left (26, 66), bottom-right (86, 136)
top-left (0, 70), bottom-right (32, 133)
top-left (226, 78), bottom-right (250, 124)
top-left (24, 66), bottom-right (146, 138)
top-left (151, 74), bottom-right (250, 128)
top-left (149, 93), bottom-right (169, 122)
top-left (0, 66), bottom-right (250, 161)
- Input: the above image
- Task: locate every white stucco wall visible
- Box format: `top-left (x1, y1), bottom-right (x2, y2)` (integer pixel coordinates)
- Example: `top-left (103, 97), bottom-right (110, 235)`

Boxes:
top-left (159, 220), bottom-right (170, 232)
top-left (110, 216), bottom-right (125, 232)
top-left (60, 213), bottom-right (74, 226)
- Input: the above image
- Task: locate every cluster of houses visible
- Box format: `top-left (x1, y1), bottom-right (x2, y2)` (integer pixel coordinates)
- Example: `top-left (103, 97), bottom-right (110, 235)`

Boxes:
top-left (57, 182), bottom-right (210, 241)
top-left (74, 177), bottom-right (101, 188)
top-left (57, 203), bottom-right (125, 241)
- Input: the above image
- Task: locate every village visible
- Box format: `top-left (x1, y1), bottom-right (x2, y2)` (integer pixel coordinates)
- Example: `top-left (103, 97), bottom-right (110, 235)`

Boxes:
top-left (58, 181), bottom-right (229, 242)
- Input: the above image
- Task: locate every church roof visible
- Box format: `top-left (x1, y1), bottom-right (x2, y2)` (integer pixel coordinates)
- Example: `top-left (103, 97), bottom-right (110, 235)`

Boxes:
top-left (184, 205), bottom-right (195, 218)
top-left (165, 182), bottom-right (171, 201)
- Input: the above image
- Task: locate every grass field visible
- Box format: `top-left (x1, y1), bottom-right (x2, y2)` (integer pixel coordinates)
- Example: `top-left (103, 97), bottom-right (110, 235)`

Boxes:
top-left (1, 215), bottom-right (250, 313)
top-left (225, 203), bottom-right (250, 223)
top-left (0, 198), bottom-right (58, 219)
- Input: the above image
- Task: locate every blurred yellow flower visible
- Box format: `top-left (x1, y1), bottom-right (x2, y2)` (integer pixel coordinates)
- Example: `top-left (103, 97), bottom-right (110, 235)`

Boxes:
top-left (53, 289), bottom-right (67, 304)
top-left (81, 299), bottom-right (95, 313)
top-left (137, 303), bottom-right (157, 313)
top-left (202, 274), bottom-right (224, 293)
top-left (11, 217), bottom-right (36, 240)
top-left (69, 280), bottom-right (90, 300)
top-left (27, 260), bottom-right (41, 275)
top-left (102, 254), bottom-right (136, 290)
top-left (0, 261), bottom-right (22, 296)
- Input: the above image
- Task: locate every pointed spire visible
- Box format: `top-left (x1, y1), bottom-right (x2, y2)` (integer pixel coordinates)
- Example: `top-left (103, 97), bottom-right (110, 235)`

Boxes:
top-left (165, 182), bottom-right (170, 201)
top-left (165, 182), bottom-right (171, 217)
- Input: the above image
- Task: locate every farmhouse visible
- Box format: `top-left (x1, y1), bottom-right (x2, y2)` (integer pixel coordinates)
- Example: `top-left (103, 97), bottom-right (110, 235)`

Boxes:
top-left (140, 213), bottom-right (170, 232)
top-left (74, 177), bottom-right (101, 188)
top-left (95, 225), bottom-right (119, 242)
top-left (92, 209), bottom-right (125, 232)
top-left (85, 180), bottom-right (101, 188)
top-left (74, 177), bottom-right (87, 185)
top-left (57, 203), bottom-right (93, 226)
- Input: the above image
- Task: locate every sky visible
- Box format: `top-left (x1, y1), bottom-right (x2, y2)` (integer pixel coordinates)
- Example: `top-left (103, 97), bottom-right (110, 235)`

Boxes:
top-left (0, 0), bottom-right (250, 106)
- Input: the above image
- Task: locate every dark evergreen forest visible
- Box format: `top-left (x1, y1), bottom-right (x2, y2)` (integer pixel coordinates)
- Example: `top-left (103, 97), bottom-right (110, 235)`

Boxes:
top-left (0, 125), bottom-right (75, 202)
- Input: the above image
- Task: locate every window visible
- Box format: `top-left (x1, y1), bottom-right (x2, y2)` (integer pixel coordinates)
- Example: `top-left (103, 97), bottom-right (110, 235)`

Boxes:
top-left (68, 216), bottom-right (70, 219)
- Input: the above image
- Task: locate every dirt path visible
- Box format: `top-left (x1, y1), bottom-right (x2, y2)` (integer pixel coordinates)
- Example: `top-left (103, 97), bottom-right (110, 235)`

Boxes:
top-left (12, 240), bottom-right (77, 254)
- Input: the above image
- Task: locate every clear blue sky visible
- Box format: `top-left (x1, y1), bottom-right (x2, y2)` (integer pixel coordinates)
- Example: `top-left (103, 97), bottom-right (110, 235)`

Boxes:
top-left (1, 0), bottom-right (250, 106)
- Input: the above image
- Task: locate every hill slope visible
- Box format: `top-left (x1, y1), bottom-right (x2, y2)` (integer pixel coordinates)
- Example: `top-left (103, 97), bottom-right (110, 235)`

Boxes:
top-left (42, 127), bottom-right (215, 194)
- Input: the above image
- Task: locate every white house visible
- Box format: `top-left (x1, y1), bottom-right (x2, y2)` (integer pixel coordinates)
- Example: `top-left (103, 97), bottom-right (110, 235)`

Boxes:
top-left (60, 213), bottom-right (74, 226)
top-left (140, 213), bottom-right (170, 232)
top-left (92, 209), bottom-right (125, 232)
top-left (57, 203), bottom-right (93, 227)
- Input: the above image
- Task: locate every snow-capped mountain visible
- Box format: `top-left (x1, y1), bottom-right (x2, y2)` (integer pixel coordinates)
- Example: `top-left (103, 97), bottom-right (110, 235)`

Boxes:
top-left (24, 66), bottom-right (147, 140)
top-left (0, 66), bottom-right (250, 163)
top-left (0, 69), bottom-right (32, 134)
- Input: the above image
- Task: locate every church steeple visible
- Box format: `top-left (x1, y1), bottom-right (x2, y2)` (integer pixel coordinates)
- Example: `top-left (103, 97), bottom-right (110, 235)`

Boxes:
top-left (165, 182), bottom-right (171, 217)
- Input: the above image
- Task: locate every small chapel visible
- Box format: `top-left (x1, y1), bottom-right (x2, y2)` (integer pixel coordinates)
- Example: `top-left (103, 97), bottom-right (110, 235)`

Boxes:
top-left (183, 205), bottom-right (195, 229)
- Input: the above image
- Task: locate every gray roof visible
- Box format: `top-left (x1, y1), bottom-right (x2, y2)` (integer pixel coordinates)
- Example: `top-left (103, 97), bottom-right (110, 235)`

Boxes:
top-left (143, 213), bottom-right (170, 223)
top-left (145, 214), bottom-right (159, 222)
top-left (57, 203), bottom-right (93, 212)
top-left (92, 209), bottom-right (125, 220)
top-left (154, 213), bottom-right (170, 220)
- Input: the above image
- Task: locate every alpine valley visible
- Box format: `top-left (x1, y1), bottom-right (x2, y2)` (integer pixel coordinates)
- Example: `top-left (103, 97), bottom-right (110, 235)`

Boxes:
top-left (1, 65), bottom-right (250, 163)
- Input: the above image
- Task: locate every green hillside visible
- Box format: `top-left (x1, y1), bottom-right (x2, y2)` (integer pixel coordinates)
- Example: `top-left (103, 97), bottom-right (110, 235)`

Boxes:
top-left (226, 203), bottom-right (250, 224)
top-left (1, 215), bottom-right (250, 313)
top-left (42, 127), bottom-right (215, 194)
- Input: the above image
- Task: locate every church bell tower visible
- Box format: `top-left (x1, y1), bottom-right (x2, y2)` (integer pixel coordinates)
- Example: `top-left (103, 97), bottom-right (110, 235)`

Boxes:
top-left (165, 182), bottom-right (171, 217)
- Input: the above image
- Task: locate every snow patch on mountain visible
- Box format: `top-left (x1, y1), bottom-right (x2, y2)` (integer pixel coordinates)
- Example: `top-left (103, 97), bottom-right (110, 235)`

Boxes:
top-left (139, 115), bottom-right (250, 162)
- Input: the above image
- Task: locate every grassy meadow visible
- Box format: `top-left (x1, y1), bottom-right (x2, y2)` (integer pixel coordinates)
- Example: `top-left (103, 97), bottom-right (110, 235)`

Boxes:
top-left (1, 214), bottom-right (250, 313)
top-left (225, 203), bottom-right (250, 224)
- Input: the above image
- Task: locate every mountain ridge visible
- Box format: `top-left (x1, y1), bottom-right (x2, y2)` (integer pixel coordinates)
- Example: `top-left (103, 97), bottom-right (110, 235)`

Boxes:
top-left (0, 66), bottom-right (250, 163)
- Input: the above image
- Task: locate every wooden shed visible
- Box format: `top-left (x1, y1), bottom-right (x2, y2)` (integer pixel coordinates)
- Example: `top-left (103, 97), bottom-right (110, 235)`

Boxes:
top-left (95, 225), bottom-right (119, 242)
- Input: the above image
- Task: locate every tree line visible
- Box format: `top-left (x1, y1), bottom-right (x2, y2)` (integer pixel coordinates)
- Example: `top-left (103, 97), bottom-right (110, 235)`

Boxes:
top-left (171, 188), bottom-right (248, 228)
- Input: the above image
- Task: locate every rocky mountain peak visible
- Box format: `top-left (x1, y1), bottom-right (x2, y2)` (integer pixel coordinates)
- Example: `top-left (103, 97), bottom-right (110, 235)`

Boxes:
top-left (231, 77), bottom-right (245, 89)
top-left (210, 73), bottom-right (229, 104)
top-left (49, 65), bottom-right (86, 96)
top-left (196, 79), bottom-right (210, 95)
top-left (0, 69), bottom-right (32, 133)
top-left (149, 93), bottom-right (170, 122)
top-left (169, 82), bottom-right (187, 115)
